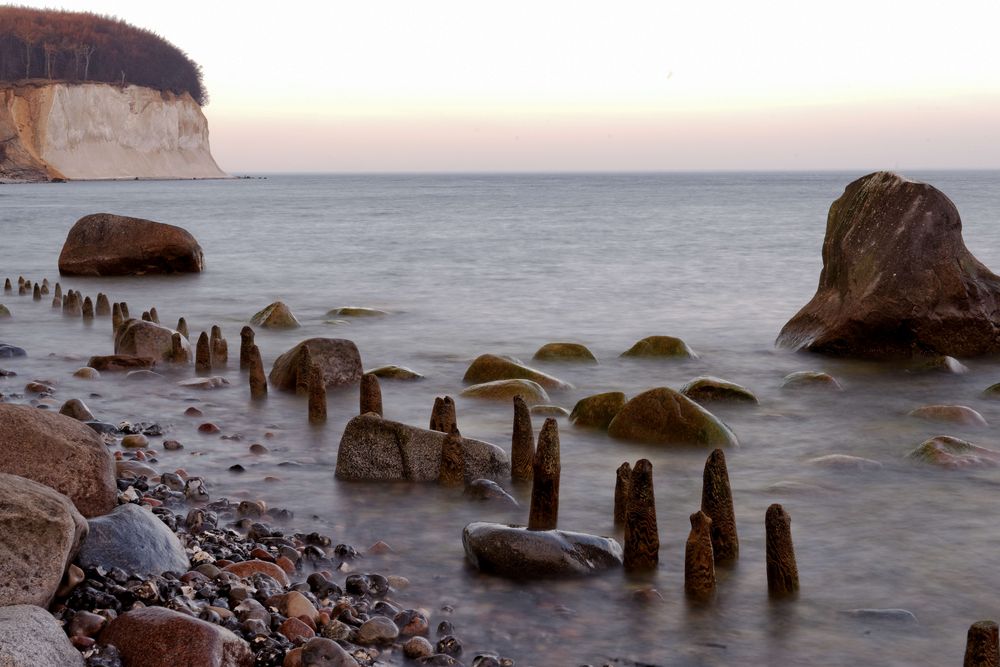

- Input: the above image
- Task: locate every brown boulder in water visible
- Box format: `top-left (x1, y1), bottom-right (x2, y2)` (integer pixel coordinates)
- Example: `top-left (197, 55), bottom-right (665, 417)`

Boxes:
top-left (607, 387), bottom-right (739, 448)
top-left (777, 172), bottom-right (1000, 358)
top-left (58, 213), bottom-right (204, 276)
top-left (269, 338), bottom-right (362, 393)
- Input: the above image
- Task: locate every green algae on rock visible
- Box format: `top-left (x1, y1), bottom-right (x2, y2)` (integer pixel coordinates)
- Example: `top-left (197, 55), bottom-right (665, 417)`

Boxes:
top-left (569, 391), bottom-right (626, 429)
top-left (532, 342), bottom-right (598, 363)
top-left (681, 376), bottom-right (758, 404)
top-left (908, 435), bottom-right (1000, 468)
top-left (621, 335), bottom-right (697, 359)
top-left (607, 387), bottom-right (738, 447)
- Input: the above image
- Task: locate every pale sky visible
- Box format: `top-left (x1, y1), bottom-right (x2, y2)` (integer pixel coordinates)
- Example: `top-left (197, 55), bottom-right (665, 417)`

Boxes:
top-left (17, 0), bottom-right (1000, 172)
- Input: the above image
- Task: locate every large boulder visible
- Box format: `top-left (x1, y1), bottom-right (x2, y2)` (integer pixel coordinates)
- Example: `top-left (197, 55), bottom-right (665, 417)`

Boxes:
top-left (0, 404), bottom-right (116, 517)
top-left (463, 354), bottom-right (571, 390)
top-left (0, 605), bottom-right (84, 667)
top-left (114, 319), bottom-right (189, 363)
top-left (58, 213), bottom-right (204, 276)
top-left (777, 172), bottom-right (1000, 358)
top-left (101, 607), bottom-right (253, 667)
top-left (335, 414), bottom-right (510, 482)
top-left (77, 503), bottom-right (189, 576)
top-left (607, 387), bottom-right (738, 447)
top-left (250, 302), bottom-right (300, 329)
top-left (0, 474), bottom-right (87, 607)
top-left (462, 522), bottom-right (623, 578)
top-left (269, 338), bottom-right (362, 393)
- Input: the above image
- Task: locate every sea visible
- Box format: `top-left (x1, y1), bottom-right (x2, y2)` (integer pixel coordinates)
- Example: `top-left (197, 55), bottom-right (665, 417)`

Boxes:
top-left (2, 171), bottom-right (1000, 666)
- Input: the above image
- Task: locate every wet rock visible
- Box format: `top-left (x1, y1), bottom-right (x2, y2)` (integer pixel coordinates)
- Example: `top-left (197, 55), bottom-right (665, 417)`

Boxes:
top-left (267, 591), bottom-right (318, 621)
top-left (839, 609), bottom-right (918, 623)
top-left (326, 307), bottom-right (388, 317)
top-left (59, 398), bottom-right (95, 421)
top-left (58, 213), bottom-right (204, 276)
top-left (532, 342), bottom-right (598, 363)
top-left (73, 367), bottom-right (100, 379)
top-left (908, 405), bottom-right (988, 427)
top-left (404, 637), bottom-right (434, 659)
top-left (621, 335), bottom-right (696, 358)
top-left (336, 414), bottom-right (509, 482)
top-left (462, 522), bottom-right (622, 578)
top-left (356, 616), bottom-right (399, 644)
top-left (178, 376), bottom-right (231, 390)
top-left (0, 305), bottom-right (9, 319)
top-left (279, 617), bottom-right (315, 642)
top-left (464, 479), bottom-right (518, 507)
top-left (223, 559), bottom-right (291, 587)
top-left (908, 436), bottom-right (1000, 468)
top-left (781, 371), bottom-right (843, 390)
top-left (607, 387), bottom-right (739, 447)
top-left (463, 354), bottom-right (571, 390)
top-left (116, 459), bottom-right (159, 479)
top-left (0, 604), bottom-right (84, 666)
top-left (529, 404), bottom-right (569, 417)
top-left (125, 369), bottom-right (163, 382)
top-left (77, 503), bottom-right (189, 576)
top-left (121, 434), bottom-right (148, 448)
top-left (0, 404), bottom-right (116, 517)
top-left (300, 637), bottom-right (358, 666)
top-left (0, 473), bottom-right (87, 607)
top-left (777, 172), bottom-right (1000, 358)
top-left (100, 606), bottom-right (253, 667)
top-left (269, 338), bottom-right (363, 393)
top-left (569, 391), bottom-right (626, 429)
top-left (24, 380), bottom-right (53, 394)
top-left (461, 379), bottom-right (549, 405)
top-left (807, 454), bottom-right (883, 471)
top-left (367, 365), bottom-right (424, 380)
top-left (0, 343), bottom-right (26, 358)
top-left (251, 301), bottom-right (301, 329)
top-left (114, 319), bottom-right (191, 364)
top-left (681, 376), bottom-right (758, 405)
top-left (87, 354), bottom-right (154, 372)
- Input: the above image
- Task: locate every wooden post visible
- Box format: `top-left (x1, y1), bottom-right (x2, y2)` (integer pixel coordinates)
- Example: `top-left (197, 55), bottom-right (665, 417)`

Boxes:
top-left (624, 458), bottom-right (658, 571)
top-left (765, 503), bottom-right (799, 596)
top-left (701, 448), bottom-right (739, 563)
top-left (614, 461), bottom-right (631, 525)
top-left (527, 418), bottom-right (560, 531)
top-left (510, 395), bottom-right (534, 481)
top-left (685, 510), bottom-right (716, 600)
top-left (360, 373), bottom-right (383, 416)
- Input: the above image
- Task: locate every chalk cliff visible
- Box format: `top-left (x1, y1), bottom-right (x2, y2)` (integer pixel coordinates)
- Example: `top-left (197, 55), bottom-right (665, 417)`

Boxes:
top-left (0, 82), bottom-right (226, 181)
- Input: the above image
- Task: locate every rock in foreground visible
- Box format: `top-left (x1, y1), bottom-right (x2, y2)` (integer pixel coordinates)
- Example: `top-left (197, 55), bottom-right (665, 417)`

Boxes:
top-left (462, 522), bottom-right (623, 578)
top-left (607, 387), bottom-right (738, 447)
top-left (777, 172), bottom-right (1000, 358)
top-left (77, 503), bottom-right (189, 576)
top-left (336, 414), bottom-right (510, 481)
top-left (269, 338), bottom-right (363, 393)
top-left (0, 605), bottom-right (84, 667)
top-left (58, 213), bottom-right (204, 276)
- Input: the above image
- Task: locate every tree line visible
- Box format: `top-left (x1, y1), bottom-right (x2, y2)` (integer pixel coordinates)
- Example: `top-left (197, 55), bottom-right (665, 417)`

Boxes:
top-left (0, 6), bottom-right (207, 105)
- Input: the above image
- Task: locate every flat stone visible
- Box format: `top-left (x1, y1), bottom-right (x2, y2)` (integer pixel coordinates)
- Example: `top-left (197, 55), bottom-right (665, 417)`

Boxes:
top-left (367, 365), bottom-right (424, 380)
top-left (607, 387), bottom-right (739, 447)
top-left (0, 605), bottom-right (84, 666)
top-left (461, 379), bottom-right (549, 404)
top-left (621, 335), bottom-right (696, 359)
top-left (335, 414), bottom-right (510, 482)
top-left (680, 376), bottom-right (758, 404)
top-left (463, 354), bottom-right (571, 390)
top-left (77, 503), bottom-right (189, 576)
top-left (0, 474), bottom-right (87, 607)
top-left (464, 479), bottom-right (519, 507)
top-left (569, 391), bottom-right (626, 429)
top-left (100, 607), bottom-right (253, 667)
top-left (462, 522), bottom-right (623, 578)
top-left (532, 342), bottom-right (598, 363)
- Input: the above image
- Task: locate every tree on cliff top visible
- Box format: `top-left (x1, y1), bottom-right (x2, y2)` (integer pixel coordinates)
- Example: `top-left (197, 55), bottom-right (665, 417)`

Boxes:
top-left (0, 6), bottom-right (207, 105)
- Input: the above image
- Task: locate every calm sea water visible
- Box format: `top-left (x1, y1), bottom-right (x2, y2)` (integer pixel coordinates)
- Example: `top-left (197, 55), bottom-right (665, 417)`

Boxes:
top-left (3, 171), bottom-right (1000, 666)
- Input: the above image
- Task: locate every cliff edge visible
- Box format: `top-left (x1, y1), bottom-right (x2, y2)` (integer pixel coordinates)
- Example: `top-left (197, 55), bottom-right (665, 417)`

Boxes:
top-left (0, 82), bottom-right (226, 182)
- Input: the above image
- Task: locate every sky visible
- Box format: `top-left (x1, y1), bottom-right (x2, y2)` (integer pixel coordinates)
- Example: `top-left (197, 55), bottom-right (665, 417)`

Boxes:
top-left (15, 0), bottom-right (1000, 172)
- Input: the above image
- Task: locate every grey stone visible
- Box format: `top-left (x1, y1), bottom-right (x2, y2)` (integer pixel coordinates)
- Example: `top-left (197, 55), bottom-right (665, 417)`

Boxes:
top-left (78, 503), bottom-right (189, 576)
top-left (0, 605), bottom-right (84, 667)
top-left (355, 616), bottom-right (399, 645)
top-left (269, 338), bottom-right (363, 393)
top-left (0, 344), bottom-right (26, 359)
top-left (115, 319), bottom-right (190, 364)
top-left (462, 521), bottom-right (623, 578)
top-left (301, 637), bottom-right (359, 666)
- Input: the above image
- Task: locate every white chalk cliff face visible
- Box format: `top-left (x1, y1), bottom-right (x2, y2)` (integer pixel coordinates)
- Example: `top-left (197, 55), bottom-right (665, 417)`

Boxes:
top-left (0, 82), bottom-right (226, 181)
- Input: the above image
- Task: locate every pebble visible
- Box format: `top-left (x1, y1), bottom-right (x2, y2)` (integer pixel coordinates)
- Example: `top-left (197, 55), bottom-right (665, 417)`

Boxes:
top-left (356, 616), bottom-right (400, 644)
top-left (121, 434), bottom-right (149, 448)
top-left (404, 636), bottom-right (435, 659)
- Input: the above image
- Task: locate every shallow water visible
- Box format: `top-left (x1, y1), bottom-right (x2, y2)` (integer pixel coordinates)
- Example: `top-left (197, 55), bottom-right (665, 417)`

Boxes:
top-left (2, 171), bottom-right (1000, 665)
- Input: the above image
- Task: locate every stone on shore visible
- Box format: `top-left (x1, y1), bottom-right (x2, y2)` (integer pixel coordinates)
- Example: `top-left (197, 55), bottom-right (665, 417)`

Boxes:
top-left (0, 404), bottom-right (116, 517)
top-left (269, 338), bottom-right (363, 393)
top-left (680, 376), bottom-right (759, 405)
top-left (532, 342), bottom-right (598, 363)
top-left (77, 503), bottom-right (189, 576)
top-left (0, 605), bottom-right (85, 667)
top-left (115, 319), bottom-right (191, 364)
top-left (88, 354), bottom-right (155, 372)
top-left (461, 379), bottom-right (550, 405)
top-left (462, 522), bottom-right (622, 578)
top-left (250, 301), bottom-right (300, 329)
top-left (367, 365), bottom-right (424, 380)
top-left (908, 436), bottom-right (1000, 469)
top-left (621, 335), bottom-right (696, 359)
top-left (908, 405), bottom-right (988, 428)
top-left (0, 474), bottom-right (87, 607)
top-left (607, 387), bottom-right (739, 447)
top-left (58, 213), bottom-right (205, 276)
top-left (569, 391), bottom-right (626, 429)
top-left (100, 606), bottom-right (253, 667)
top-left (777, 171), bottom-right (1000, 358)
top-left (335, 414), bottom-right (510, 482)
top-left (463, 354), bottom-right (571, 390)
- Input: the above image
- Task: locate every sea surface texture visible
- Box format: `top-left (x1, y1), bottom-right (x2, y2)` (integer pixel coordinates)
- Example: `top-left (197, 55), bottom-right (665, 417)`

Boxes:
top-left (2, 171), bottom-right (1000, 665)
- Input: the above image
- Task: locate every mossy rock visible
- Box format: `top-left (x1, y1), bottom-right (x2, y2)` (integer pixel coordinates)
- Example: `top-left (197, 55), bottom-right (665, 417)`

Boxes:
top-left (532, 342), bottom-right (598, 363)
top-left (620, 335), bottom-right (696, 359)
top-left (0, 305), bottom-right (10, 319)
top-left (907, 356), bottom-right (968, 375)
top-left (326, 307), bottom-right (388, 317)
top-left (680, 376), bottom-right (758, 405)
top-left (367, 365), bottom-right (424, 380)
top-left (907, 405), bottom-right (988, 427)
top-left (250, 301), bottom-right (300, 329)
top-left (463, 354), bottom-right (571, 390)
top-left (781, 371), bottom-right (843, 391)
top-left (530, 404), bottom-right (571, 417)
top-left (569, 392), bottom-right (627, 429)
top-left (908, 435), bottom-right (1000, 468)
top-left (461, 379), bottom-right (549, 405)
top-left (607, 387), bottom-right (738, 447)
top-left (983, 383), bottom-right (1000, 398)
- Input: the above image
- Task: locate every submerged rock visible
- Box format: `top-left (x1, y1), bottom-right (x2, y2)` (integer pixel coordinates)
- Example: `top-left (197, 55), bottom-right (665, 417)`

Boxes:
top-left (532, 342), bottom-right (598, 363)
top-left (327, 306), bottom-right (388, 317)
top-left (77, 503), bottom-right (189, 576)
top-left (839, 608), bottom-right (919, 623)
top-left (0, 474), bottom-right (87, 607)
top-left (908, 405), bottom-right (988, 427)
top-left (335, 414), bottom-right (510, 482)
top-left (781, 371), bottom-right (843, 391)
top-left (777, 171), bottom-right (1000, 358)
top-left (0, 343), bottom-right (26, 358)
top-left (529, 404), bottom-right (570, 417)
top-left (621, 335), bottom-right (696, 359)
top-left (463, 354), bottom-right (571, 390)
top-left (607, 387), bottom-right (738, 447)
top-left (461, 379), bottom-right (550, 405)
top-left (178, 376), bottom-right (231, 390)
top-left (250, 301), bottom-right (300, 329)
top-left (569, 391), bottom-right (626, 429)
top-left (0, 605), bottom-right (84, 667)
top-left (87, 354), bottom-right (155, 372)
top-left (807, 454), bottom-right (883, 471)
top-left (681, 376), bottom-right (758, 405)
top-left (367, 364), bottom-right (424, 380)
top-left (58, 213), bottom-right (204, 276)
top-left (462, 522), bottom-right (622, 578)
top-left (908, 355), bottom-right (969, 375)
top-left (464, 479), bottom-right (519, 507)
top-left (909, 435), bottom-right (1000, 468)
top-left (269, 338), bottom-right (363, 393)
